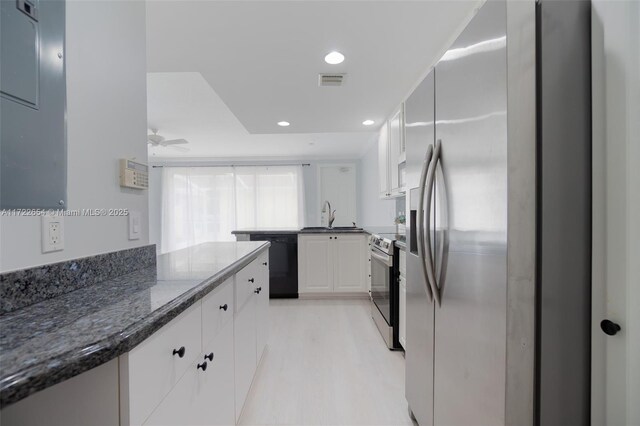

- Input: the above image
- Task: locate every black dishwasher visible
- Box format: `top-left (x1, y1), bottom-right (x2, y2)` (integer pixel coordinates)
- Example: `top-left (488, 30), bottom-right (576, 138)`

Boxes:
top-left (249, 234), bottom-right (298, 298)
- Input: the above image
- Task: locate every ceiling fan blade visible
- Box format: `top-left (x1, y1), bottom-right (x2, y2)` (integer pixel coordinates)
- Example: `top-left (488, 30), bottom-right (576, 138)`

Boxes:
top-left (160, 138), bottom-right (188, 145)
top-left (167, 145), bottom-right (190, 153)
top-left (147, 134), bottom-right (164, 144)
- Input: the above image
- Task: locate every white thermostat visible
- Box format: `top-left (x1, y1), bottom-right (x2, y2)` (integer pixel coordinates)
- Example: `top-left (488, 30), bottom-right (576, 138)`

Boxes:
top-left (119, 159), bottom-right (148, 189)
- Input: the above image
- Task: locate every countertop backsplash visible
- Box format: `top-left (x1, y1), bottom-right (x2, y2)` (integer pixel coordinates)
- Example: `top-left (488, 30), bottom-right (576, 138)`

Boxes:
top-left (0, 245), bottom-right (156, 314)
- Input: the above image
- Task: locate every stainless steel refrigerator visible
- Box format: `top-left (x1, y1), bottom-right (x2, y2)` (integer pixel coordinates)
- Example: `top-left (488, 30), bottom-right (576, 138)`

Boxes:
top-left (404, 1), bottom-right (591, 425)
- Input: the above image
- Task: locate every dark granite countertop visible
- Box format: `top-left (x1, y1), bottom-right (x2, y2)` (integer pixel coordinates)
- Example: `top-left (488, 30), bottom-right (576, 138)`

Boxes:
top-left (0, 241), bottom-right (269, 408)
top-left (362, 226), bottom-right (397, 236)
top-left (232, 227), bottom-right (367, 235)
top-left (232, 226), bottom-right (402, 235)
top-left (231, 228), bottom-right (302, 235)
top-left (298, 227), bottom-right (365, 234)
top-left (395, 240), bottom-right (407, 251)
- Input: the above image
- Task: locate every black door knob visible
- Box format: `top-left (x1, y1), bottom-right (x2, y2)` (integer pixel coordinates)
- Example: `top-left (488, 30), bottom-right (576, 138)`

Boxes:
top-left (254, 287), bottom-right (262, 294)
top-left (248, 278), bottom-right (255, 283)
top-left (262, 262), bottom-right (268, 266)
top-left (172, 346), bottom-right (186, 358)
top-left (197, 361), bottom-right (208, 371)
top-left (204, 352), bottom-right (214, 361)
top-left (219, 304), bottom-right (228, 311)
top-left (601, 319), bottom-right (621, 336)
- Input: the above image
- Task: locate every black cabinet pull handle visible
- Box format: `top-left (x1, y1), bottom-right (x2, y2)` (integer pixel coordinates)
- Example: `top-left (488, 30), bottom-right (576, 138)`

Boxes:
top-left (248, 278), bottom-right (255, 283)
top-left (219, 304), bottom-right (228, 311)
top-left (204, 352), bottom-right (214, 361)
top-left (254, 287), bottom-right (262, 294)
top-left (172, 346), bottom-right (185, 358)
top-left (601, 319), bottom-right (621, 336)
top-left (262, 262), bottom-right (268, 266)
top-left (197, 361), bottom-right (208, 371)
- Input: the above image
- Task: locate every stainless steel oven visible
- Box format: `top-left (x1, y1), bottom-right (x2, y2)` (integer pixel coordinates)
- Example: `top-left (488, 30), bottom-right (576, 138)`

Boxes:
top-left (370, 234), bottom-right (400, 349)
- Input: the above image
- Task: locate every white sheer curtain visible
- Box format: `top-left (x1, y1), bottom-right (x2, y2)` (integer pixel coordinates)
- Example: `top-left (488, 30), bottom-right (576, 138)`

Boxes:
top-left (161, 165), bottom-right (304, 253)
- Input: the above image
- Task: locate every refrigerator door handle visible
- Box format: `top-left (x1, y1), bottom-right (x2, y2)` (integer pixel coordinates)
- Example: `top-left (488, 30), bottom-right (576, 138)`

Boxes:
top-left (417, 144), bottom-right (434, 302)
top-left (424, 139), bottom-right (442, 305)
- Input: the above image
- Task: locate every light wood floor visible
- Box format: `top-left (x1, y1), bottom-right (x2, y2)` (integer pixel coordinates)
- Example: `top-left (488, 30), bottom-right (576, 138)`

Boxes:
top-left (239, 298), bottom-right (413, 426)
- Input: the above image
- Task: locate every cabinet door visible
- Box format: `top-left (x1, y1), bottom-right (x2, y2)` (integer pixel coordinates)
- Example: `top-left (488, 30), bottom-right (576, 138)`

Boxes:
top-left (378, 122), bottom-right (390, 198)
top-left (333, 234), bottom-right (366, 292)
top-left (366, 236), bottom-right (372, 296)
top-left (256, 251), bottom-right (269, 362)
top-left (143, 322), bottom-right (235, 426)
top-left (201, 278), bottom-right (234, 348)
top-left (399, 274), bottom-right (407, 349)
top-left (388, 105), bottom-right (403, 196)
top-left (200, 321), bottom-right (235, 425)
top-left (298, 235), bottom-right (332, 293)
top-left (124, 302), bottom-right (202, 426)
top-left (236, 258), bottom-right (260, 312)
top-left (234, 293), bottom-right (256, 422)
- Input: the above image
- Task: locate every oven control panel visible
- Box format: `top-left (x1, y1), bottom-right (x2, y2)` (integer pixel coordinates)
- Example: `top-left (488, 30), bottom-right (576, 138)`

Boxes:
top-left (371, 235), bottom-right (394, 255)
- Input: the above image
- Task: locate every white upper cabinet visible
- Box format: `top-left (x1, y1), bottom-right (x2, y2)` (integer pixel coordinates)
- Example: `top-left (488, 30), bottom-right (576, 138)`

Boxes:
top-left (379, 104), bottom-right (406, 199)
top-left (378, 122), bottom-right (391, 198)
top-left (388, 104), bottom-right (404, 196)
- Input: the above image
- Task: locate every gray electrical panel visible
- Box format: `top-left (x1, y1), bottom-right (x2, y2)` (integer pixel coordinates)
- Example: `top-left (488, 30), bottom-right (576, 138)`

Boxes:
top-left (1, 0), bottom-right (67, 209)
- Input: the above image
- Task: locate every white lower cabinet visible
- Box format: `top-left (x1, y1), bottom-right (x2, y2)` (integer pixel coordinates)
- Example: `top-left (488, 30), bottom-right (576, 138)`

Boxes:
top-left (399, 274), bottom-right (407, 349)
top-left (298, 235), bottom-right (332, 292)
top-left (234, 252), bottom-right (270, 422)
top-left (119, 250), bottom-right (269, 426)
top-left (143, 321), bottom-right (235, 426)
top-left (298, 234), bottom-right (367, 294)
top-left (256, 252), bottom-right (270, 362)
top-left (121, 302), bottom-right (202, 426)
top-left (334, 234), bottom-right (367, 292)
top-left (234, 288), bottom-right (257, 422)
top-left (398, 249), bottom-right (406, 349)
top-left (366, 236), bottom-right (372, 296)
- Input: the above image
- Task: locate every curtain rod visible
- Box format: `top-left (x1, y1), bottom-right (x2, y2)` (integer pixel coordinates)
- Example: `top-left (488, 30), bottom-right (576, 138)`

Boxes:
top-left (151, 163), bottom-right (311, 168)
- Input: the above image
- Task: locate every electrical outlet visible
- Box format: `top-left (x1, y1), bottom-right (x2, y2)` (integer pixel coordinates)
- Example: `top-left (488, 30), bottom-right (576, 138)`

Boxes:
top-left (42, 215), bottom-right (64, 253)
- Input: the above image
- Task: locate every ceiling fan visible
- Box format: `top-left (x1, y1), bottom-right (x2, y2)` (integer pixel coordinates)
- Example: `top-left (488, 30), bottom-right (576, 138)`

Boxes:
top-left (147, 129), bottom-right (189, 152)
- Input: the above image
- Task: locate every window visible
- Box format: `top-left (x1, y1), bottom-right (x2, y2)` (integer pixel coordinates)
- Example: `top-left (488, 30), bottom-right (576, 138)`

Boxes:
top-left (161, 166), bottom-right (304, 253)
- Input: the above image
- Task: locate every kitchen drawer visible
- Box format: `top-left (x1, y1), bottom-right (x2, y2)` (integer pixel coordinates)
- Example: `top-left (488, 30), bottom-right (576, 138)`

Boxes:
top-left (257, 251), bottom-right (269, 270)
top-left (235, 258), bottom-right (260, 312)
top-left (399, 250), bottom-right (406, 277)
top-left (122, 302), bottom-right (202, 426)
top-left (143, 320), bottom-right (235, 426)
top-left (201, 278), bottom-right (234, 346)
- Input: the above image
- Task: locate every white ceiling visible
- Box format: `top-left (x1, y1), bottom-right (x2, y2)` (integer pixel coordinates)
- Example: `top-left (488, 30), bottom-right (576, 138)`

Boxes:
top-left (147, 72), bottom-right (376, 159)
top-left (146, 1), bottom-right (481, 159)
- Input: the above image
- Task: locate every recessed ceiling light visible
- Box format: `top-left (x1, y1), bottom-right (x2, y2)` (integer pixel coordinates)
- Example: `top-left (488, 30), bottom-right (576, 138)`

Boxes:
top-left (277, 121), bottom-right (290, 127)
top-left (324, 51), bottom-right (345, 65)
top-left (362, 119), bottom-right (375, 126)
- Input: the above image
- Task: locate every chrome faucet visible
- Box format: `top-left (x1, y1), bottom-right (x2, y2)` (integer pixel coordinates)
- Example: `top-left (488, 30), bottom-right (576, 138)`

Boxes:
top-left (322, 200), bottom-right (336, 228)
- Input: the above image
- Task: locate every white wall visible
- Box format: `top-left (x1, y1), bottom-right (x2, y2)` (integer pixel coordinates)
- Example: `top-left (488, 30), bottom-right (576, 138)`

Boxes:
top-left (591, 1), bottom-right (640, 425)
top-left (357, 140), bottom-right (396, 227)
top-left (0, 1), bottom-right (149, 272)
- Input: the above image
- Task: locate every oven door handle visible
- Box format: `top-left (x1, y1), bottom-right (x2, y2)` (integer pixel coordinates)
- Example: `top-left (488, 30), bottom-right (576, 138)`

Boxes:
top-left (370, 249), bottom-right (393, 268)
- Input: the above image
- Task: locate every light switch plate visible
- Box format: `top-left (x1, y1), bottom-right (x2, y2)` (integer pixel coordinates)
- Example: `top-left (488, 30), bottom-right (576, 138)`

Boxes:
top-left (128, 210), bottom-right (141, 240)
top-left (42, 214), bottom-right (64, 253)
